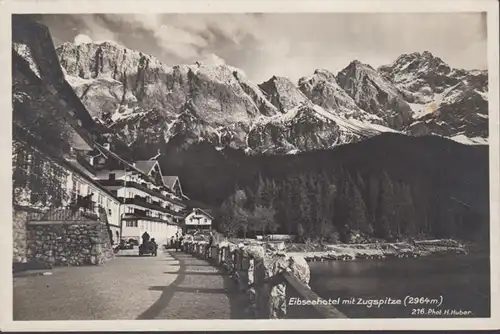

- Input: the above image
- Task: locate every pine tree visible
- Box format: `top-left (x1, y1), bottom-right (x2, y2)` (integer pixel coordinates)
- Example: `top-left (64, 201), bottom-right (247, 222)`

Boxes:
top-left (333, 168), bottom-right (351, 242)
top-left (297, 173), bottom-right (312, 237)
top-left (402, 184), bottom-right (417, 236)
top-left (249, 204), bottom-right (278, 237)
top-left (367, 175), bottom-right (380, 233)
top-left (218, 194), bottom-right (240, 237)
top-left (375, 171), bottom-right (397, 239)
top-left (347, 179), bottom-right (369, 233)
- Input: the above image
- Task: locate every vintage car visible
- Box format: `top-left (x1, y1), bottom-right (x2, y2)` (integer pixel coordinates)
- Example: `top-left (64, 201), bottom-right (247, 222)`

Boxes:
top-left (139, 241), bottom-right (158, 256)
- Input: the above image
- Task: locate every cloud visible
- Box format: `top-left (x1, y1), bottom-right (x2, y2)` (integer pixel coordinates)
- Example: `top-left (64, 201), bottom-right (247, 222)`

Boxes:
top-left (42, 13), bottom-right (488, 83)
top-left (74, 34), bottom-right (92, 45)
top-left (200, 53), bottom-right (226, 66)
top-left (78, 15), bottom-right (120, 44)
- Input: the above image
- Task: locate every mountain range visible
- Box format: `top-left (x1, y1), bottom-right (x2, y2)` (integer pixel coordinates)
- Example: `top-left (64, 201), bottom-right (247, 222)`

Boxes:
top-left (54, 42), bottom-right (488, 155)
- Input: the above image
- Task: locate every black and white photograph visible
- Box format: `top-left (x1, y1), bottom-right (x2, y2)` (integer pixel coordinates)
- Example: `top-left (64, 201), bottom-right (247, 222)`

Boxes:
top-left (2, 0), bottom-right (499, 331)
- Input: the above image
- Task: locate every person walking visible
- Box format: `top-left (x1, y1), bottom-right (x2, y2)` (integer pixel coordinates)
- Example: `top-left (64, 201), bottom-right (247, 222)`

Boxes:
top-left (177, 234), bottom-right (185, 252)
top-left (205, 231), bottom-right (214, 258)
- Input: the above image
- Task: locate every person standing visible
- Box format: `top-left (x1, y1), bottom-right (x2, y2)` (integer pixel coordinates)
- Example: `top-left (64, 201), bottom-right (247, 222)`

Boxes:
top-left (141, 231), bottom-right (150, 245)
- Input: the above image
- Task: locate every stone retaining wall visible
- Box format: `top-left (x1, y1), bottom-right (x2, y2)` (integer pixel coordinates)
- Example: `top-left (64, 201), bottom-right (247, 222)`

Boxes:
top-left (26, 221), bottom-right (114, 267)
top-left (182, 240), bottom-right (345, 319)
top-left (13, 209), bottom-right (30, 264)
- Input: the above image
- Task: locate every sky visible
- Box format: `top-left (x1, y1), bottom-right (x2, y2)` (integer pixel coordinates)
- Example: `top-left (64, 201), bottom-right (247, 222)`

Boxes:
top-left (29, 13), bottom-right (487, 83)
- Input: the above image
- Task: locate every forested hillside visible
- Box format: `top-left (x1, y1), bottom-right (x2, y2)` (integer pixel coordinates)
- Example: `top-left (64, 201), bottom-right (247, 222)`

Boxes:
top-left (150, 133), bottom-right (489, 243)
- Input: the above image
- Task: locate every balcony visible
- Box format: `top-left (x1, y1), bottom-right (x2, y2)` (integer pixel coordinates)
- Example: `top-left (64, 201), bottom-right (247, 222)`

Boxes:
top-left (118, 196), bottom-right (184, 218)
top-left (100, 179), bottom-right (178, 204)
top-left (28, 205), bottom-right (99, 221)
top-left (121, 210), bottom-right (176, 224)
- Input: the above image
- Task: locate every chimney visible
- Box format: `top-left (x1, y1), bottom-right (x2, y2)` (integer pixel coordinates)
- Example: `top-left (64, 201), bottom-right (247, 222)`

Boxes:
top-left (103, 143), bottom-right (111, 150)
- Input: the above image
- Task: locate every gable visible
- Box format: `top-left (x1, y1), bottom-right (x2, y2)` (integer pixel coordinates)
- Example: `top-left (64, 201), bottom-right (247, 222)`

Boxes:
top-left (162, 176), bottom-right (178, 188)
top-left (134, 160), bottom-right (157, 175)
top-left (190, 208), bottom-right (214, 220)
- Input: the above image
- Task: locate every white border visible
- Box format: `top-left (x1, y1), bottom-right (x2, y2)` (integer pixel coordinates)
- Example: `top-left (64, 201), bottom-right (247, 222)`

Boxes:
top-left (0, 0), bottom-right (498, 331)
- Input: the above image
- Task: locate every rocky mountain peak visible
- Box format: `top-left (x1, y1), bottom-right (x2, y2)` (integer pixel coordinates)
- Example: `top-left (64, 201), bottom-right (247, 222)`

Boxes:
top-left (313, 68), bottom-right (336, 82)
top-left (259, 75), bottom-right (308, 113)
top-left (54, 40), bottom-right (488, 154)
top-left (337, 59), bottom-right (413, 129)
top-left (380, 51), bottom-right (451, 80)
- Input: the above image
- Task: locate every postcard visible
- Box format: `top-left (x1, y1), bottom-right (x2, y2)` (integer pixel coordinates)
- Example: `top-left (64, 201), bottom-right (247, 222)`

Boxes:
top-left (1, 0), bottom-right (499, 331)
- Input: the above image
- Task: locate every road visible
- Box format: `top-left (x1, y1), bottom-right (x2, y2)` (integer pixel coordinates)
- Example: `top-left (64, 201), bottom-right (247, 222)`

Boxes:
top-left (13, 249), bottom-right (250, 320)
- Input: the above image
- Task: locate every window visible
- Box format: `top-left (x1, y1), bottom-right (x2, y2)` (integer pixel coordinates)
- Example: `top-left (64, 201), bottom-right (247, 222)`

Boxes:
top-left (109, 173), bottom-right (115, 180)
top-left (126, 220), bottom-right (138, 227)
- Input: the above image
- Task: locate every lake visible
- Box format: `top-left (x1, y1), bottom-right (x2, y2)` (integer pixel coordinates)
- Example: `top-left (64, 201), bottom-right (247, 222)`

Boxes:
top-left (308, 254), bottom-right (490, 318)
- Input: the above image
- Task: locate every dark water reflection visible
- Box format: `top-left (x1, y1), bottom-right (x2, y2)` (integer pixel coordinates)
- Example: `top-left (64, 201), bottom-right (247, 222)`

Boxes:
top-left (309, 254), bottom-right (490, 318)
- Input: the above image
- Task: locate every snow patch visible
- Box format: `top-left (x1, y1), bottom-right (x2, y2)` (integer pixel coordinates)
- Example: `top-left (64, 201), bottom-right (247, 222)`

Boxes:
top-left (450, 135), bottom-right (488, 145)
top-left (474, 90), bottom-right (488, 101)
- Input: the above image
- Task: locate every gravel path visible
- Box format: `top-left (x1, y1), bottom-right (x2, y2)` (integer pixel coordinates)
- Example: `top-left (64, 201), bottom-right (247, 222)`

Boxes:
top-left (13, 249), bottom-right (249, 320)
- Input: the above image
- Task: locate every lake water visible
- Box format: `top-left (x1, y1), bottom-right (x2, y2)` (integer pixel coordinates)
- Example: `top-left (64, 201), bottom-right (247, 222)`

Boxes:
top-left (308, 254), bottom-right (490, 318)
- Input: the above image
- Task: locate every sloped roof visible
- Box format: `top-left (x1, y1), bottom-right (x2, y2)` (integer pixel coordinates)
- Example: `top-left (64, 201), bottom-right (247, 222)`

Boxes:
top-left (94, 142), bottom-right (144, 175)
top-left (191, 208), bottom-right (214, 219)
top-left (162, 176), bottom-right (179, 188)
top-left (134, 160), bottom-right (158, 175)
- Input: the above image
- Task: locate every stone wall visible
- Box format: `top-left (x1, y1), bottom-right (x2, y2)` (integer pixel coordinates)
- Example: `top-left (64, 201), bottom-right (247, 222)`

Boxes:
top-left (13, 209), bottom-right (30, 264)
top-left (26, 221), bottom-right (114, 267)
top-left (182, 240), bottom-right (344, 319)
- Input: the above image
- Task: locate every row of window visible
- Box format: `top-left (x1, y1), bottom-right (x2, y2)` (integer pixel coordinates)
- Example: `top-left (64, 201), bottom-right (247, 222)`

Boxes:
top-left (109, 171), bottom-right (182, 205)
top-left (122, 189), bottom-right (183, 212)
top-left (124, 206), bottom-right (173, 221)
top-left (124, 220), bottom-right (168, 232)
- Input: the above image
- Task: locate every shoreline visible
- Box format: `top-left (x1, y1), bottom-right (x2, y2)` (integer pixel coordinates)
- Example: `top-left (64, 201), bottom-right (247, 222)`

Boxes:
top-left (203, 237), bottom-right (481, 262)
top-left (285, 239), bottom-right (471, 262)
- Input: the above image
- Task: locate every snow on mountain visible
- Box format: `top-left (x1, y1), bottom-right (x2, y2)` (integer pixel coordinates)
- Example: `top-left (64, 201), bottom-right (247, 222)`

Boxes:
top-left (299, 68), bottom-right (386, 125)
top-left (450, 134), bottom-right (488, 145)
top-left (379, 51), bottom-right (488, 141)
top-left (337, 60), bottom-right (413, 130)
top-left (54, 42), bottom-right (488, 154)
